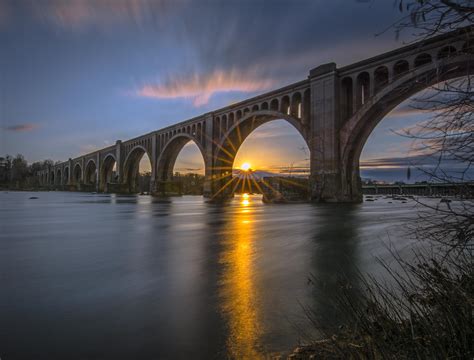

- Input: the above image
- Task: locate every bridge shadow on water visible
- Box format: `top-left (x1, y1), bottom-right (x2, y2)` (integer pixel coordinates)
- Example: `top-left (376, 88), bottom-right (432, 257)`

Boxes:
top-left (303, 204), bottom-right (363, 340)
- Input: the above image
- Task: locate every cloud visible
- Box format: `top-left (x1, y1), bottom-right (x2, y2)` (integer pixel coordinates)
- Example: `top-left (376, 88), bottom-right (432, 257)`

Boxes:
top-left (3, 123), bottom-right (38, 132)
top-left (361, 154), bottom-right (427, 169)
top-left (30, 0), bottom-right (183, 30)
top-left (388, 105), bottom-right (430, 118)
top-left (360, 152), bottom-right (465, 169)
top-left (138, 68), bottom-right (274, 106)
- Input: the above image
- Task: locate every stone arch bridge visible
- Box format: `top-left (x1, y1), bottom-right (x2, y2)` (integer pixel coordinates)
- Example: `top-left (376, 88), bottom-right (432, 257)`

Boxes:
top-left (37, 27), bottom-right (473, 202)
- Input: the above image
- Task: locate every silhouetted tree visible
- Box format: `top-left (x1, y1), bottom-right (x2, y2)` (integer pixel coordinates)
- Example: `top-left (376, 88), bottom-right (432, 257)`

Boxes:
top-left (392, 0), bottom-right (474, 252)
top-left (10, 154), bottom-right (28, 184)
top-left (392, 0), bottom-right (474, 39)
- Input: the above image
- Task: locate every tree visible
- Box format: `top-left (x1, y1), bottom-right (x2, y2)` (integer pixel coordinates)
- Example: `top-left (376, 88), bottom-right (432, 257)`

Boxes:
top-left (392, 0), bottom-right (474, 39)
top-left (10, 154), bottom-right (28, 184)
top-left (391, 1), bottom-right (474, 252)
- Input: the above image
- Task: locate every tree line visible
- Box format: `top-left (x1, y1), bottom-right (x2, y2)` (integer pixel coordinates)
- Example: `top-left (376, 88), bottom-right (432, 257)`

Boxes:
top-left (0, 154), bottom-right (207, 194)
top-left (0, 154), bottom-right (55, 189)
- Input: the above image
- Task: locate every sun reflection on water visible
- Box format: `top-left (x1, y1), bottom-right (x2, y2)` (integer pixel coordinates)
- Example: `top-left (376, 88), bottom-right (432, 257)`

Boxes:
top-left (219, 195), bottom-right (264, 359)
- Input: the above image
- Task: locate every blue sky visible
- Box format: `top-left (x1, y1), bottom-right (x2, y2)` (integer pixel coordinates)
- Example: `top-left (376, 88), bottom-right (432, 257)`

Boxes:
top-left (0, 0), bottom-right (441, 181)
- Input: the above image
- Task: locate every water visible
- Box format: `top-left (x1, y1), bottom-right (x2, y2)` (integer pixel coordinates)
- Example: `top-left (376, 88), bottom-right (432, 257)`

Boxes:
top-left (0, 192), bottom-right (422, 359)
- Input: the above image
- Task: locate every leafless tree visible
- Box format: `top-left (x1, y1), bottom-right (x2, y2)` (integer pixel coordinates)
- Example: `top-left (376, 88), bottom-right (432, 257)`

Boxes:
top-left (392, 1), bottom-right (474, 253)
top-left (391, 0), bottom-right (474, 39)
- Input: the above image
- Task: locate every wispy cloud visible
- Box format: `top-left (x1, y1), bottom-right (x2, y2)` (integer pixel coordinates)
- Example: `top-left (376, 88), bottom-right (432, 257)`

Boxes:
top-left (30, 0), bottom-right (182, 29)
top-left (3, 123), bottom-right (38, 132)
top-left (388, 105), bottom-right (430, 118)
top-left (138, 68), bottom-right (274, 107)
top-left (360, 153), bottom-right (458, 169)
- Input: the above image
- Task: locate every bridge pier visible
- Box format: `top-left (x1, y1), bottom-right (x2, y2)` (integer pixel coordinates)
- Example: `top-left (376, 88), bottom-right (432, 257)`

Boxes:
top-left (308, 63), bottom-right (363, 203)
top-left (206, 172), bottom-right (235, 202)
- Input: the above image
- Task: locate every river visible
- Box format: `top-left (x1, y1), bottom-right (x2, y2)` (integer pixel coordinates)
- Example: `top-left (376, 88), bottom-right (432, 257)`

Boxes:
top-left (0, 191), bottom-right (423, 359)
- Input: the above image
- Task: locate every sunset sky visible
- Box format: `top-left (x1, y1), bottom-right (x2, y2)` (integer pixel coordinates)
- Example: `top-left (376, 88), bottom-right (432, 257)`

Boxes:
top-left (0, 0), bottom-right (437, 182)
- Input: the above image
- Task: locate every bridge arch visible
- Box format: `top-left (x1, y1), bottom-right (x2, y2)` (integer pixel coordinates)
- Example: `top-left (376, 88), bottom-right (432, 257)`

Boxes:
top-left (438, 46), bottom-right (457, 59)
top-left (393, 60), bottom-right (410, 78)
top-left (356, 71), bottom-right (370, 109)
top-left (55, 168), bottom-right (62, 185)
top-left (340, 54), bottom-right (472, 201)
top-left (63, 166), bottom-right (69, 185)
top-left (374, 66), bottom-right (389, 92)
top-left (72, 163), bottom-right (82, 185)
top-left (99, 154), bottom-right (116, 192)
top-left (214, 110), bottom-right (309, 177)
top-left (84, 159), bottom-right (97, 185)
top-left (414, 53), bottom-right (432, 68)
top-left (156, 133), bottom-right (206, 183)
top-left (122, 145), bottom-right (152, 193)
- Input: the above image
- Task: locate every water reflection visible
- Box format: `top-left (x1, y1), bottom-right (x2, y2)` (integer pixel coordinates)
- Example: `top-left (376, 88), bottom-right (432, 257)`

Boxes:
top-left (219, 195), bottom-right (264, 359)
top-left (0, 192), bottom-right (418, 359)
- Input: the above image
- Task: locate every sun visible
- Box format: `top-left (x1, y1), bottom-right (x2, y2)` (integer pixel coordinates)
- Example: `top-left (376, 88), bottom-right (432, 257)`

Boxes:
top-left (240, 162), bottom-right (251, 171)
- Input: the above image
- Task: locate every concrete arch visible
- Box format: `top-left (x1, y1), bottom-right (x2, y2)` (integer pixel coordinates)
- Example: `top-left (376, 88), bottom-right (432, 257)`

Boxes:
top-left (356, 71), bottom-right (370, 109)
top-left (270, 98), bottom-right (279, 111)
top-left (291, 92), bottom-right (302, 118)
top-left (214, 110), bottom-right (309, 175)
top-left (99, 154), bottom-right (117, 192)
top-left (374, 65), bottom-right (389, 92)
top-left (122, 145), bottom-right (152, 193)
top-left (280, 95), bottom-right (290, 114)
top-left (56, 168), bottom-right (62, 185)
top-left (84, 159), bottom-right (97, 184)
top-left (340, 54), bottom-right (472, 201)
top-left (156, 133), bottom-right (206, 182)
top-left (438, 45), bottom-right (457, 59)
top-left (414, 53), bottom-right (432, 67)
top-left (73, 163), bottom-right (82, 184)
top-left (63, 166), bottom-right (69, 185)
top-left (393, 60), bottom-right (410, 78)
top-left (221, 115), bottom-right (227, 134)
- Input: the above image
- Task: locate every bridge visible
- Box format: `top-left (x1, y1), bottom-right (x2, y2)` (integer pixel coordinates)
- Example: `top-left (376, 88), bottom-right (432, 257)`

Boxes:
top-left (37, 26), bottom-right (473, 202)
